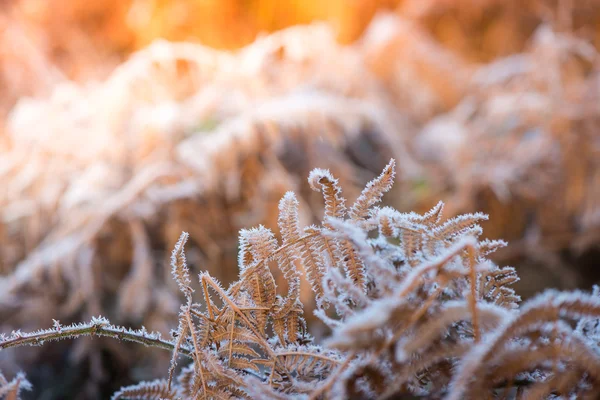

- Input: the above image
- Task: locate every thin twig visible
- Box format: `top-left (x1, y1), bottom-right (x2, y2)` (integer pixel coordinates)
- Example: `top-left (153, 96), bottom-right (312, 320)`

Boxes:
top-left (0, 318), bottom-right (191, 357)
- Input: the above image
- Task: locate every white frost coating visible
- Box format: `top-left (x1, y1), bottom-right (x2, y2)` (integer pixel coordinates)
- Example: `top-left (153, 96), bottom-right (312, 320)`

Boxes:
top-left (326, 297), bottom-right (400, 349)
top-left (447, 289), bottom-right (600, 400)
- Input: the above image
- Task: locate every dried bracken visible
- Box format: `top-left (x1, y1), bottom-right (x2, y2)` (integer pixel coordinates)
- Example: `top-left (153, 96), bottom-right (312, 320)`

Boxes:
top-left (0, 37), bottom-right (403, 389)
top-left (2, 160), bottom-right (599, 399)
top-left (1, 3), bottom-right (600, 396)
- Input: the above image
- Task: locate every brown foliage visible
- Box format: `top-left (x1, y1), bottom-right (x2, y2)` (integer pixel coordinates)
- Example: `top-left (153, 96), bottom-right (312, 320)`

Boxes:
top-left (0, 1), bottom-right (599, 397)
top-left (2, 161), bottom-right (600, 399)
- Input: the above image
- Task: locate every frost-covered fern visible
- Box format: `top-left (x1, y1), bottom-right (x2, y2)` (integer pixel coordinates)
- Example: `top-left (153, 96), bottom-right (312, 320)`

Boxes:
top-left (2, 159), bottom-right (600, 399)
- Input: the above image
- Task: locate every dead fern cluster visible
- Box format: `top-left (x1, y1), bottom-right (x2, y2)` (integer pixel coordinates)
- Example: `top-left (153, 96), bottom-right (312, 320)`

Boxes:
top-left (2, 159), bottom-right (600, 399)
top-left (3, 12), bottom-right (600, 395)
top-left (0, 21), bottom-right (410, 394)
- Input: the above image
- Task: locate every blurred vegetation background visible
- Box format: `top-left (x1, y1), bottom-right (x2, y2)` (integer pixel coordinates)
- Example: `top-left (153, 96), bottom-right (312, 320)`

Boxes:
top-left (0, 0), bottom-right (599, 398)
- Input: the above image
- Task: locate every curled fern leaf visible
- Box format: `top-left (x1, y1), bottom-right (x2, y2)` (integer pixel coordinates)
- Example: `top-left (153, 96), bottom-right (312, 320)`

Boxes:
top-left (308, 168), bottom-right (346, 221)
top-left (111, 379), bottom-right (176, 400)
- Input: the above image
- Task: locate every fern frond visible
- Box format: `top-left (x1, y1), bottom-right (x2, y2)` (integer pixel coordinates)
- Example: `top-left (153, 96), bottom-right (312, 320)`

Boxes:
top-left (273, 247), bottom-right (301, 319)
top-left (217, 342), bottom-right (261, 360)
top-left (279, 192), bottom-right (325, 301)
top-left (240, 226), bottom-right (278, 264)
top-left (453, 224), bottom-right (483, 240)
top-left (191, 316), bottom-right (212, 352)
top-left (273, 346), bottom-right (341, 383)
top-left (338, 240), bottom-right (367, 293)
top-left (465, 322), bottom-right (600, 399)
top-left (228, 357), bottom-right (261, 373)
top-left (308, 168), bottom-right (346, 221)
top-left (481, 266), bottom-right (521, 309)
top-left (237, 230), bottom-right (255, 271)
top-left (170, 232), bottom-right (193, 302)
top-left (304, 225), bottom-right (343, 281)
top-left (421, 201), bottom-right (445, 227)
top-left (478, 238), bottom-right (508, 256)
top-left (202, 347), bottom-right (247, 388)
top-left (272, 315), bottom-right (287, 346)
top-left (324, 218), bottom-right (393, 294)
top-left (377, 207), bottom-right (399, 237)
top-left (433, 213), bottom-right (489, 241)
top-left (348, 159), bottom-right (395, 225)
top-left (398, 223), bottom-right (426, 266)
top-left (201, 273), bottom-right (280, 366)
top-left (324, 217), bottom-right (396, 291)
top-left (283, 301), bottom-right (304, 344)
top-left (213, 325), bottom-right (259, 344)
top-left (448, 290), bottom-right (600, 400)
top-left (248, 273), bottom-right (271, 334)
top-left (278, 192), bottom-right (303, 246)
top-left (6, 156), bottom-right (600, 400)
top-left (111, 379), bottom-right (176, 400)
top-left (237, 226), bottom-right (278, 332)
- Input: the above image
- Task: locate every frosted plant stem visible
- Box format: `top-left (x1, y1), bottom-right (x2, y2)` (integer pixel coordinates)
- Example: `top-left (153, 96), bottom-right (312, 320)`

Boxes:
top-left (0, 318), bottom-right (191, 357)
